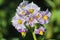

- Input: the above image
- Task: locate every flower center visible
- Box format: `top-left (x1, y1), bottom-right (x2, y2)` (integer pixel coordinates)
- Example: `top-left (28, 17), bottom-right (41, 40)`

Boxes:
top-left (39, 30), bottom-right (43, 35)
top-left (29, 17), bottom-right (33, 22)
top-left (21, 5), bottom-right (25, 8)
top-left (21, 32), bottom-right (25, 36)
top-left (21, 11), bottom-right (26, 15)
top-left (29, 9), bottom-right (34, 14)
top-left (43, 15), bottom-right (48, 20)
top-left (36, 14), bottom-right (40, 18)
top-left (18, 19), bottom-right (22, 24)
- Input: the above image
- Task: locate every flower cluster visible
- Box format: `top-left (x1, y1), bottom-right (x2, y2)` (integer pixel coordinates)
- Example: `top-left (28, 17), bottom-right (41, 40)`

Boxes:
top-left (12, 1), bottom-right (51, 36)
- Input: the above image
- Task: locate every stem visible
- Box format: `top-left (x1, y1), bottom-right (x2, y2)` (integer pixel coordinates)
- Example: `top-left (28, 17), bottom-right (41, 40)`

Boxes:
top-left (32, 32), bottom-right (37, 40)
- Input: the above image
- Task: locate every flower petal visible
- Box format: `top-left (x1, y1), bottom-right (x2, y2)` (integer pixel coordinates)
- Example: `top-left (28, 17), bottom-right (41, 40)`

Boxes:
top-left (39, 27), bottom-right (45, 32)
top-left (34, 29), bottom-right (39, 34)
top-left (39, 19), bottom-right (45, 24)
top-left (19, 1), bottom-right (28, 8)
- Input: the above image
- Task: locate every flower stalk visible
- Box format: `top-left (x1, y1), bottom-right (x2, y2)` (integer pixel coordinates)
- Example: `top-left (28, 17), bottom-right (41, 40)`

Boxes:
top-left (32, 32), bottom-right (37, 40)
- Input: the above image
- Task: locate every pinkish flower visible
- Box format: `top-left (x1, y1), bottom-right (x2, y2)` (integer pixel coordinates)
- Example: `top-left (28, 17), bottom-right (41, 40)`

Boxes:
top-left (34, 12), bottom-right (42, 20)
top-left (34, 27), bottom-right (45, 35)
top-left (26, 15), bottom-right (38, 27)
top-left (19, 1), bottom-right (28, 8)
top-left (18, 28), bottom-right (27, 36)
top-left (24, 2), bottom-right (40, 15)
top-left (11, 14), bottom-right (26, 30)
top-left (39, 9), bottom-right (51, 24)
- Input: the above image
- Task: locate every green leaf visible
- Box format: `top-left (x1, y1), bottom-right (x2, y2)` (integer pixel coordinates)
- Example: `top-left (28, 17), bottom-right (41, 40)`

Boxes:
top-left (0, 10), bottom-right (6, 18)
top-left (53, 0), bottom-right (60, 5)
top-left (1, 20), bottom-right (7, 28)
top-left (0, 0), bottom-right (4, 5)
top-left (51, 10), bottom-right (60, 25)
top-left (0, 38), bottom-right (6, 40)
top-left (45, 0), bottom-right (56, 8)
top-left (11, 38), bottom-right (19, 40)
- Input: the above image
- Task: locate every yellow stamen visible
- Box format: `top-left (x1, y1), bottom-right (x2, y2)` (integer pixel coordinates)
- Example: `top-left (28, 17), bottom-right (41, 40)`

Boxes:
top-left (21, 11), bottom-right (25, 15)
top-left (36, 14), bottom-right (40, 18)
top-left (21, 32), bottom-right (25, 36)
top-left (29, 17), bottom-right (33, 22)
top-left (21, 5), bottom-right (25, 8)
top-left (29, 9), bottom-right (34, 14)
top-left (39, 30), bottom-right (43, 35)
top-left (18, 19), bottom-right (22, 24)
top-left (43, 15), bottom-right (48, 20)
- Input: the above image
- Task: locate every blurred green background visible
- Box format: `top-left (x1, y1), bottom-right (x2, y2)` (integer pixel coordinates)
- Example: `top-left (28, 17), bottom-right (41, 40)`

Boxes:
top-left (0, 0), bottom-right (60, 40)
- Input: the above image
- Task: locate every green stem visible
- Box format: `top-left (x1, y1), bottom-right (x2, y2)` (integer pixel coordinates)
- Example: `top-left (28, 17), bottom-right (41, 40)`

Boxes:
top-left (32, 32), bottom-right (37, 40)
